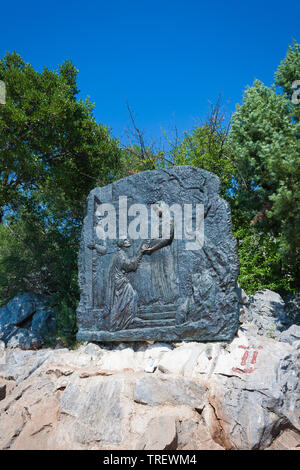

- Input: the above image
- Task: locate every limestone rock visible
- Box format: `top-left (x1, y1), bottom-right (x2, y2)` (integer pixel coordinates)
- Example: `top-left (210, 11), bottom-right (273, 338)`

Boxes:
top-left (158, 342), bottom-right (205, 376)
top-left (0, 340), bottom-right (5, 365)
top-left (0, 348), bottom-right (52, 383)
top-left (7, 328), bottom-right (43, 350)
top-left (0, 293), bottom-right (38, 326)
top-left (283, 291), bottom-right (300, 325)
top-left (176, 415), bottom-right (224, 450)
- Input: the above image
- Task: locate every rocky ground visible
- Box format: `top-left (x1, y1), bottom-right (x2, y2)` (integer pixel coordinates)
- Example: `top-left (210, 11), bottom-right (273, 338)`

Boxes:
top-left (0, 292), bottom-right (56, 349)
top-left (0, 289), bottom-right (299, 450)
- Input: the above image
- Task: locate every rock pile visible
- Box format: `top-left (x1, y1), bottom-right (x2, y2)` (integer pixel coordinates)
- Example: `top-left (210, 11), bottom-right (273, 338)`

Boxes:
top-left (0, 289), bottom-right (299, 450)
top-left (0, 329), bottom-right (299, 449)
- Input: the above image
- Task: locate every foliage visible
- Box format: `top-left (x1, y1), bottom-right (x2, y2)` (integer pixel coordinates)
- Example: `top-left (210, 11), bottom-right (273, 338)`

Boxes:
top-left (1, 41), bottom-right (300, 342)
top-left (117, 145), bottom-right (164, 177)
top-left (167, 99), bottom-right (235, 199)
top-left (0, 52), bottom-right (122, 344)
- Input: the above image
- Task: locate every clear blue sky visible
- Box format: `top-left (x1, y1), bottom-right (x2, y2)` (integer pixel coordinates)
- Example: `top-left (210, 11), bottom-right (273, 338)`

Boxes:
top-left (0, 0), bottom-right (299, 144)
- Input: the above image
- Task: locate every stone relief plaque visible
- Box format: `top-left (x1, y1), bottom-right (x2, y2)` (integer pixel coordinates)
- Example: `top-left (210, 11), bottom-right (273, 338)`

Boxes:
top-left (76, 166), bottom-right (239, 342)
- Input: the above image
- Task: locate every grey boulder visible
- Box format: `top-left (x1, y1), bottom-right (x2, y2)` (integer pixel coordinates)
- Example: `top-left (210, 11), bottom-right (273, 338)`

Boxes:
top-left (134, 375), bottom-right (206, 409)
top-left (0, 293), bottom-right (56, 349)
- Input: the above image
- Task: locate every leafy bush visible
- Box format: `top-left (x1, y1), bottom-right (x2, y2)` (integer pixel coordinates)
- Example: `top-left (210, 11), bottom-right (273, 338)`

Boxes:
top-left (235, 226), bottom-right (295, 294)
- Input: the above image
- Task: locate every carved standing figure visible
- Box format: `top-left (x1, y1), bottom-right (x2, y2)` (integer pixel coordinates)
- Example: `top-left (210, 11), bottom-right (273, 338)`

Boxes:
top-left (107, 239), bottom-right (145, 331)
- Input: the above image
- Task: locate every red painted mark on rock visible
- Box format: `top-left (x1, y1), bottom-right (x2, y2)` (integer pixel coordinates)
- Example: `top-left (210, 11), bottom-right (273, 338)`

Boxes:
top-left (232, 345), bottom-right (263, 374)
top-left (241, 350), bottom-right (249, 366)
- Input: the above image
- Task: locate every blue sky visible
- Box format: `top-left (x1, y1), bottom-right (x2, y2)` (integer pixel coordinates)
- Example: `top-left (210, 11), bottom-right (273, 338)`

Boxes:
top-left (0, 0), bottom-right (299, 145)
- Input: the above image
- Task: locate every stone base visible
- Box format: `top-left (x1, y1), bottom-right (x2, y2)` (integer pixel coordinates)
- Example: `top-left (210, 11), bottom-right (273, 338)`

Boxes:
top-left (76, 319), bottom-right (238, 343)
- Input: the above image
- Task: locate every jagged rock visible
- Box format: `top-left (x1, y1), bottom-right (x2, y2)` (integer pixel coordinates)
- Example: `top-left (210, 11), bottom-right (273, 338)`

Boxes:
top-left (144, 359), bottom-right (158, 373)
top-left (266, 429), bottom-right (300, 450)
top-left (0, 373), bottom-right (60, 450)
top-left (236, 284), bottom-right (249, 305)
top-left (77, 166), bottom-right (240, 343)
top-left (60, 375), bottom-right (126, 445)
top-left (0, 349), bottom-right (52, 383)
top-left (0, 293), bottom-right (56, 350)
top-left (31, 305), bottom-right (56, 337)
top-left (158, 342), bottom-right (205, 376)
top-left (98, 343), bottom-right (172, 372)
top-left (137, 416), bottom-right (177, 450)
top-left (283, 291), bottom-right (300, 325)
top-left (278, 324), bottom-right (300, 345)
top-left (0, 381), bottom-right (6, 401)
top-left (175, 415), bottom-right (224, 450)
top-left (0, 293), bottom-right (39, 326)
top-left (0, 340), bottom-right (5, 365)
top-left (77, 342), bottom-right (103, 357)
top-left (198, 331), bottom-right (300, 449)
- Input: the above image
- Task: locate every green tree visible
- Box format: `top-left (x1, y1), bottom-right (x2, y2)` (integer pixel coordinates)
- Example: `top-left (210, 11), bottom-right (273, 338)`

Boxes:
top-left (168, 99), bottom-right (236, 199)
